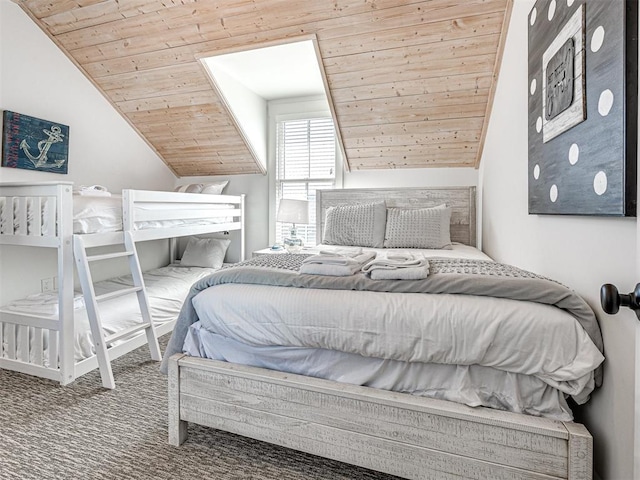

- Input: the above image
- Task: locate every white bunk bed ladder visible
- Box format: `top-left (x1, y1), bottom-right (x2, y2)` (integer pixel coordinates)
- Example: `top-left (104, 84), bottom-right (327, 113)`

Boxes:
top-left (73, 231), bottom-right (161, 389)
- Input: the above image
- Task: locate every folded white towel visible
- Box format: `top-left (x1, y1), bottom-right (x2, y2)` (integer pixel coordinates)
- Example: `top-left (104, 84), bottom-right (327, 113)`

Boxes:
top-left (318, 247), bottom-right (363, 257)
top-left (299, 263), bottom-right (362, 277)
top-left (370, 265), bottom-right (430, 280)
top-left (362, 252), bottom-right (428, 272)
top-left (300, 249), bottom-right (375, 276)
top-left (76, 185), bottom-right (112, 197)
top-left (303, 250), bottom-right (376, 267)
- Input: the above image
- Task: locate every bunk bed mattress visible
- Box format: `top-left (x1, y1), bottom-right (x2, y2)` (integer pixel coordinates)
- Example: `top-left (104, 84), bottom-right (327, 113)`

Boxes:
top-left (0, 195), bottom-right (235, 235)
top-left (3, 265), bottom-right (217, 363)
top-left (73, 195), bottom-right (236, 234)
top-left (163, 248), bottom-right (604, 421)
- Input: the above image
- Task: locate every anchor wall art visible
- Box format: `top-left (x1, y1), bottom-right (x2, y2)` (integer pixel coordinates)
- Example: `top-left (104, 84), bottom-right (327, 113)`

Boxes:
top-left (2, 110), bottom-right (69, 174)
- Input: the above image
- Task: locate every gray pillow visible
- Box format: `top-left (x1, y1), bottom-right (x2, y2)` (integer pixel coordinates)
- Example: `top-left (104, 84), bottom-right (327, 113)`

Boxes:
top-left (322, 201), bottom-right (386, 248)
top-left (180, 237), bottom-right (231, 268)
top-left (383, 205), bottom-right (452, 249)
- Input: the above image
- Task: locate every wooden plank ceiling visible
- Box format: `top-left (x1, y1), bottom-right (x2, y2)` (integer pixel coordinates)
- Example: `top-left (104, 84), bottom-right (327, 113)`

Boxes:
top-left (15, 0), bottom-right (512, 177)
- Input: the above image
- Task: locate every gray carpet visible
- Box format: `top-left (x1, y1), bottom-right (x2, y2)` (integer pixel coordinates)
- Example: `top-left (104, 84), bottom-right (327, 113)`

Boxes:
top-left (0, 335), bottom-right (400, 480)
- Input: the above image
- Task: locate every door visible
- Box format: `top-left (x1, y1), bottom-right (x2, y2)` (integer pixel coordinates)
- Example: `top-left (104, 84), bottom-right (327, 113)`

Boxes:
top-left (600, 218), bottom-right (640, 478)
top-left (636, 218), bottom-right (640, 479)
top-left (636, 321), bottom-right (640, 479)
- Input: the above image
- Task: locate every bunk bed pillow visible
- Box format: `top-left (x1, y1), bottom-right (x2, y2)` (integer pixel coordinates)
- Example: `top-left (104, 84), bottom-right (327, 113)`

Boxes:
top-left (174, 183), bottom-right (204, 193)
top-left (322, 201), bottom-right (386, 248)
top-left (200, 181), bottom-right (229, 195)
top-left (180, 237), bottom-right (231, 269)
top-left (384, 205), bottom-right (452, 249)
top-left (174, 181), bottom-right (229, 195)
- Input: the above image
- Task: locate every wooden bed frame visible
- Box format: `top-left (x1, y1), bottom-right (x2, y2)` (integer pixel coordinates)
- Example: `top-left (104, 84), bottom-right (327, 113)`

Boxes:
top-left (316, 186), bottom-right (477, 247)
top-left (167, 186), bottom-right (593, 479)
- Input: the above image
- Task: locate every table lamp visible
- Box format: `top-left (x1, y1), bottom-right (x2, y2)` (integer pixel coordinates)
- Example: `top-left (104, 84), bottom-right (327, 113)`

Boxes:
top-left (277, 198), bottom-right (309, 253)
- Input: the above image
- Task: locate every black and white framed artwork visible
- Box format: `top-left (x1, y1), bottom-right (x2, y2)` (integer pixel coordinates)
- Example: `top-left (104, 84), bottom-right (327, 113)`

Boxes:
top-left (528, 0), bottom-right (638, 216)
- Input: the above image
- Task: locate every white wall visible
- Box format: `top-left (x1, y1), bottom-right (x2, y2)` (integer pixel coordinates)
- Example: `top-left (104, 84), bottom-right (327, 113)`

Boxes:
top-left (344, 167), bottom-right (478, 189)
top-left (479, 1), bottom-right (638, 478)
top-left (0, 1), bottom-right (176, 303)
top-left (203, 60), bottom-right (268, 169)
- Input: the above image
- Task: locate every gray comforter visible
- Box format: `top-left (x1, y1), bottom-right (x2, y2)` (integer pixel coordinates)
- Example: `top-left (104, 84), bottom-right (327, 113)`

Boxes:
top-left (160, 254), bottom-right (604, 388)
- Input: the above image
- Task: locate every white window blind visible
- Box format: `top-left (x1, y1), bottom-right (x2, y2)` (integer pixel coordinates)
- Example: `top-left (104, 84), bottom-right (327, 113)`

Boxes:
top-left (276, 117), bottom-right (336, 246)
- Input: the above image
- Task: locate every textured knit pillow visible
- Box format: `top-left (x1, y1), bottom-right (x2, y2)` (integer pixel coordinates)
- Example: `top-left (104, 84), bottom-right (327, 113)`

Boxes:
top-left (322, 201), bottom-right (387, 248)
top-left (180, 237), bottom-right (231, 268)
top-left (383, 205), bottom-right (452, 249)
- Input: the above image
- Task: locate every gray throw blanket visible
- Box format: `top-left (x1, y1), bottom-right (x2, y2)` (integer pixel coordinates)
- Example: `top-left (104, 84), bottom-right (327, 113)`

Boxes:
top-left (160, 254), bottom-right (603, 385)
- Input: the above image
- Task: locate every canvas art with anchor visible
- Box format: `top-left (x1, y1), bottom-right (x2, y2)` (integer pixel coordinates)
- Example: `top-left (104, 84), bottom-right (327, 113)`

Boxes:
top-left (2, 110), bottom-right (69, 174)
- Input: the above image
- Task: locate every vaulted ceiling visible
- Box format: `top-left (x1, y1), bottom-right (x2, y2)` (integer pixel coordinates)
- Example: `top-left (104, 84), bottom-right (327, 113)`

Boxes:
top-left (14, 0), bottom-right (513, 177)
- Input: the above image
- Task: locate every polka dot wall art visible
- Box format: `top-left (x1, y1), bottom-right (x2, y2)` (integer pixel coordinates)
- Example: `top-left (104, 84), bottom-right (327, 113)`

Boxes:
top-left (527, 0), bottom-right (637, 216)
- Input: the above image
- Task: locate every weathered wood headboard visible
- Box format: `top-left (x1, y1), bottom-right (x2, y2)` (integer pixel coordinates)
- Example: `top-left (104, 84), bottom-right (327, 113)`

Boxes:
top-left (316, 187), bottom-right (477, 247)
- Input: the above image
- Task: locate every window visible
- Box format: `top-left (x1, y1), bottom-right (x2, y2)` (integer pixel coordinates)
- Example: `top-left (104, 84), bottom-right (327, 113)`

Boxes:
top-left (275, 116), bottom-right (337, 246)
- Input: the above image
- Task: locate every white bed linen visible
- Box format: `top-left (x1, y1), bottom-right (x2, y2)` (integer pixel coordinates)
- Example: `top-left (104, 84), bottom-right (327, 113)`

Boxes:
top-left (191, 283), bottom-right (602, 398)
top-left (186, 245), bottom-right (603, 416)
top-left (72, 195), bottom-right (235, 234)
top-left (2, 265), bottom-right (215, 364)
top-left (184, 322), bottom-right (575, 420)
top-left (72, 195), bottom-right (122, 234)
top-left (0, 195), bottom-right (235, 235)
top-left (5, 292), bottom-right (85, 315)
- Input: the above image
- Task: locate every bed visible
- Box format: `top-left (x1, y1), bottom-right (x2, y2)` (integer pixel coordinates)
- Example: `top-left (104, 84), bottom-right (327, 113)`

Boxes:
top-left (0, 181), bottom-right (245, 387)
top-left (164, 186), bottom-right (602, 479)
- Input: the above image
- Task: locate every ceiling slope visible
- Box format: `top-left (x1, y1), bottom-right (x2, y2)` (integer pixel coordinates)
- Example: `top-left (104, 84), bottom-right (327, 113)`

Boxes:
top-left (15, 0), bottom-right (513, 177)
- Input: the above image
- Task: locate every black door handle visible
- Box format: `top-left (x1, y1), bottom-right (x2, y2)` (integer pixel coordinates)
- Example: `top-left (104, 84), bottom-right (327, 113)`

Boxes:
top-left (600, 283), bottom-right (640, 320)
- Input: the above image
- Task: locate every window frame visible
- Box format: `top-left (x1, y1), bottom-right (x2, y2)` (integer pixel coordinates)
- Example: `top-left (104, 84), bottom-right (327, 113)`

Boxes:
top-left (268, 96), bottom-right (343, 247)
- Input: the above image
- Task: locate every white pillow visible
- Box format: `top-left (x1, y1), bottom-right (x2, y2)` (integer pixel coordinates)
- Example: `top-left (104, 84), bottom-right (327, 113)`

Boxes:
top-left (180, 237), bottom-right (231, 268)
top-left (174, 181), bottom-right (229, 195)
top-left (322, 201), bottom-right (387, 248)
top-left (383, 205), bottom-right (452, 249)
top-left (200, 181), bottom-right (229, 195)
top-left (174, 183), bottom-right (204, 193)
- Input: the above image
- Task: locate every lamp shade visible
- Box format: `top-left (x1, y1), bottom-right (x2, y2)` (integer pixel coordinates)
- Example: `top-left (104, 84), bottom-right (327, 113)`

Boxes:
top-left (277, 199), bottom-right (309, 224)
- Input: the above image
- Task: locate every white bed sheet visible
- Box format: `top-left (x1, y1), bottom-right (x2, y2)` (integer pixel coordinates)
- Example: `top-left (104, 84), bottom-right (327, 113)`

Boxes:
top-left (72, 194), bottom-right (122, 234)
top-left (191, 283), bottom-right (601, 397)
top-left (2, 265), bottom-right (216, 364)
top-left (72, 194), bottom-right (235, 234)
top-left (0, 194), bottom-right (235, 235)
top-left (184, 322), bottom-right (575, 420)
top-left (186, 245), bottom-right (603, 419)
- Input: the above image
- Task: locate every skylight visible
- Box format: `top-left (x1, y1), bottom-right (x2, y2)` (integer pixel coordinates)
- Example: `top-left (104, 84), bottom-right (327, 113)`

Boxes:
top-left (200, 37), bottom-right (345, 173)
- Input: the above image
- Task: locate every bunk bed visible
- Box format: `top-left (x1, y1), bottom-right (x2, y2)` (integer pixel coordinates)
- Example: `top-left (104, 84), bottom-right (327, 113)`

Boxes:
top-left (0, 181), bottom-right (245, 388)
top-left (165, 186), bottom-right (601, 480)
